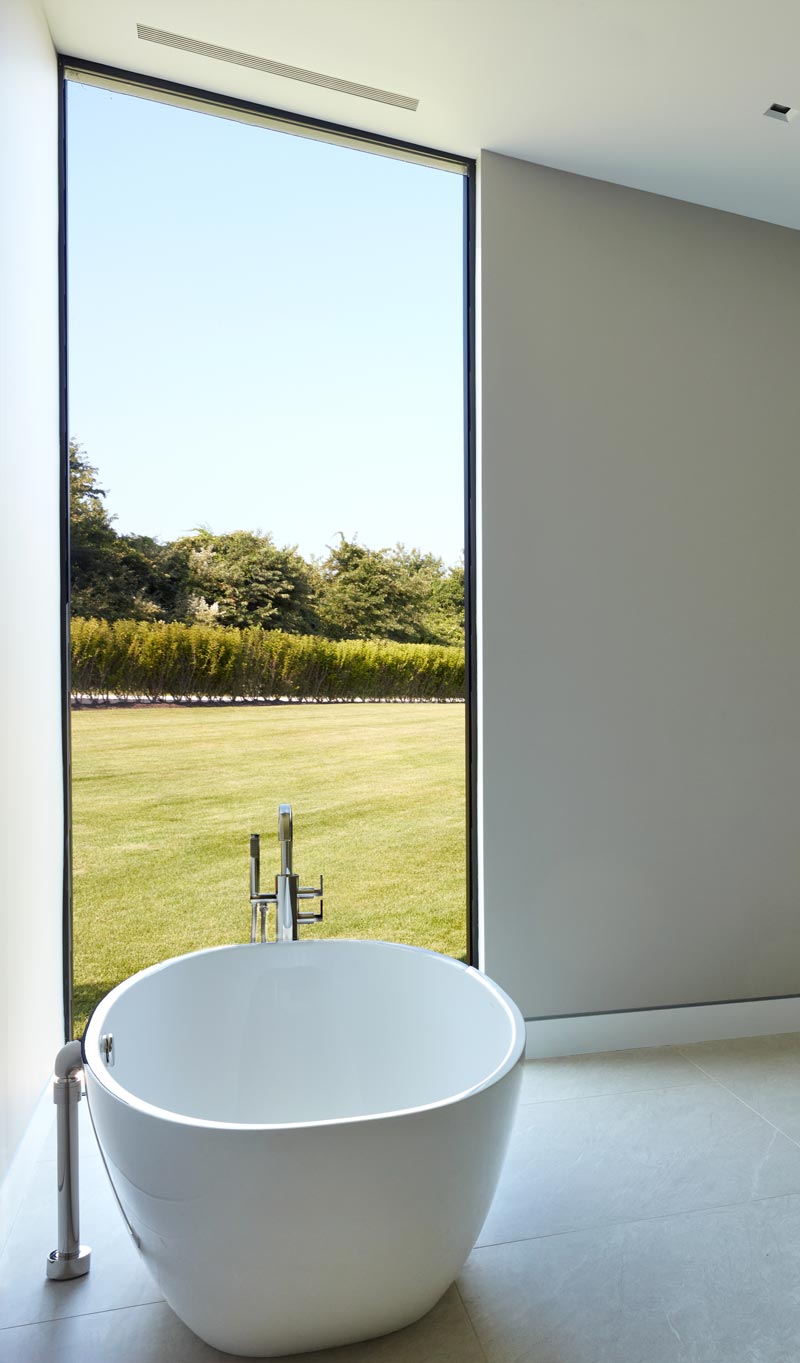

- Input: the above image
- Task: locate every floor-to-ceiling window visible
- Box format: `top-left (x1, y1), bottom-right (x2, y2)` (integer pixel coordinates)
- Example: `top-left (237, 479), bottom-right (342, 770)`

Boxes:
top-left (63, 69), bottom-right (473, 1036)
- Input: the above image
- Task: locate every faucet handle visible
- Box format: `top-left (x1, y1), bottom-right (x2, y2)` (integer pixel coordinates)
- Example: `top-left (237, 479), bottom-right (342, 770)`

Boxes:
top-left (249, 834), bottom-right (260, 892)
top-left (278, 804), bottom-right (292, 843)
top-left (297, 874), bottom-right (324, 924)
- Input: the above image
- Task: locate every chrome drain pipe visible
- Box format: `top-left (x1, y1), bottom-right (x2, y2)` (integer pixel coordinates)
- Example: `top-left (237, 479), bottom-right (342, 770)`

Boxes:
top-left (46, 1040), bottom-right (91, 1280)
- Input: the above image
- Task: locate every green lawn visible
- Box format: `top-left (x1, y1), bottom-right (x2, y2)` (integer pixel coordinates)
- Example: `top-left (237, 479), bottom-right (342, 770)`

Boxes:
top-left (71, 703), bottom-right (466, 1036)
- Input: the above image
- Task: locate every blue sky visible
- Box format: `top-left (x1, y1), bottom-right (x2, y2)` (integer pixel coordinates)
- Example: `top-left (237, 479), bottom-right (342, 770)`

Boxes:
top-left (67, 82), bottom-right (465, 566)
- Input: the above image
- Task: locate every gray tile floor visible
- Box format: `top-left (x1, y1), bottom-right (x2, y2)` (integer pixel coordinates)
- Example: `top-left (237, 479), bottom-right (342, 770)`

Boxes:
top-left (5, 1035), bottom-right (800, 1360)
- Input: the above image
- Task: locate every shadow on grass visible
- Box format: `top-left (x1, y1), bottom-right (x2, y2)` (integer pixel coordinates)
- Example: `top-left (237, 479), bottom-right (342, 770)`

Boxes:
top-left (71, 981), bottom-right (120, 1040)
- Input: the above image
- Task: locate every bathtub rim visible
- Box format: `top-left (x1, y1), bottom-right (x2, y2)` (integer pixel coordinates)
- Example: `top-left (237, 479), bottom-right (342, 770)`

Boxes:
top-left (82, 939), bottom-right (525, 1133)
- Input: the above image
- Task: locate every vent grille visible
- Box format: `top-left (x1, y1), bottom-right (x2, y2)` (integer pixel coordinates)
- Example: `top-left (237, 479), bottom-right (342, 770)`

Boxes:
top-left (764, 101), bottom-right (797, 123)
top-left (136, 25), bottom-right (419, 111)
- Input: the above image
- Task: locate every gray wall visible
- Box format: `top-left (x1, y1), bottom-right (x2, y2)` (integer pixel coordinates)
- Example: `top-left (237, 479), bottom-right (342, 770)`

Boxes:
top-left (0, 0), bottom-right (63, 1193)
top-left (479, 150), bottom-right (800, 1020)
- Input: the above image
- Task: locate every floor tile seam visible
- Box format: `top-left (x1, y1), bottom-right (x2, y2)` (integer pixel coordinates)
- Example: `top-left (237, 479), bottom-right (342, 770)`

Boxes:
top-left (471, 1186), bottom-right (800, 1255)
top-left (0, 1213), bottom-right (21, 1266)
top-left (453, 1282), bottom-right (489, 1362)
top-left (0, 1295), bottom-right (166, 1334)
top-left (1, 1143), bottom-right (59, 1257)
top-left (516, 1078), bottom-right (713, 1108)
top-left (677, 1052), bottom-right (800, 1151)
top-left (0, 1177), bottom-right (42, 1267)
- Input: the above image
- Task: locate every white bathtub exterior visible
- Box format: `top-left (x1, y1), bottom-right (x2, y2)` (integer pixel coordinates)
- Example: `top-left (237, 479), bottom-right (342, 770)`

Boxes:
top-left (83, 940), bottom-right (524, 1357)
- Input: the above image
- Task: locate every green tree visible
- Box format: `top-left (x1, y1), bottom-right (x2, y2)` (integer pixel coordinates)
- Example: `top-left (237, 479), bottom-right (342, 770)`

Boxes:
top-left (121, 535), bottom-right (192, 621)
top-left (316, 536), bottom-right (423, 642)
top-left (181, 529), bottom-right (320, 632)
top-left (69, 442), bottom-right (191, 621)
top-left (386, 548), bottom-right (463, 646)
top-left (69, 441), bottom-right (127, 619)
top-left (424, 562), bottom-right (465, 646)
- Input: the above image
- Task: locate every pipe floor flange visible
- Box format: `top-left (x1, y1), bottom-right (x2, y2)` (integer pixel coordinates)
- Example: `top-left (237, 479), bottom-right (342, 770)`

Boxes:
top-left (46, 1245), bottom-right (91, 1280)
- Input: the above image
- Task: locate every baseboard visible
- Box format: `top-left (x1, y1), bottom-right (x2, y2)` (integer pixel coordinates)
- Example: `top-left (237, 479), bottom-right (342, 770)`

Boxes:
top-left (525, 994), bottom-right (800, 1059)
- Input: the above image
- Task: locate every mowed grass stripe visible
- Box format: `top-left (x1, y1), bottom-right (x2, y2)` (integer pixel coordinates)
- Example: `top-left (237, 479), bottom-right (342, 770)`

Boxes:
top-left (71, 704), bottom-right (467, 1036)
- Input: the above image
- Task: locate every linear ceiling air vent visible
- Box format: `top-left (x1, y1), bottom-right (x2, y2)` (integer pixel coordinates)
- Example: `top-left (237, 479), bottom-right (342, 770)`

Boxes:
top-left (136, 25), bottom-right (419, 111)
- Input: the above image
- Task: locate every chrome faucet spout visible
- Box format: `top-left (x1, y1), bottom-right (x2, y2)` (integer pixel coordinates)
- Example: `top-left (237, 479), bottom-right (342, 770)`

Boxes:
top-left (248, 804), bottom-right (323, 943)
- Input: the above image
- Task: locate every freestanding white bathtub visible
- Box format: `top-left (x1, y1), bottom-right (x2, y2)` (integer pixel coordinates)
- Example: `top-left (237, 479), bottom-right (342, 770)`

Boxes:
top-left (83, 940), bottom-right (524, 1357)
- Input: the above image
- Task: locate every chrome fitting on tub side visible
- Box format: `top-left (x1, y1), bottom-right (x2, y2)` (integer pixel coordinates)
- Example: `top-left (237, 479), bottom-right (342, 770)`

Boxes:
top-left (46, 1040), bottom-right (91, 1280)
top-left (249, 803), bottom-right (324, 943)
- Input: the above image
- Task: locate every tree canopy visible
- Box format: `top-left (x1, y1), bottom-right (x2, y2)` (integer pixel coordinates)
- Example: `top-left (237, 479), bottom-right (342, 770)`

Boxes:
top-left (68, 444), bottom-right (464, 646)
top-left (180, 528), bottom-right (319, 633)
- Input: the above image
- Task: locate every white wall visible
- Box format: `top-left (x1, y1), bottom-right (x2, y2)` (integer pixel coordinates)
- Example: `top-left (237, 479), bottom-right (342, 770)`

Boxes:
top-left (0, 0), bottom-right (63, 1191)
top-left (480, 151), bottom-right (800, 1023)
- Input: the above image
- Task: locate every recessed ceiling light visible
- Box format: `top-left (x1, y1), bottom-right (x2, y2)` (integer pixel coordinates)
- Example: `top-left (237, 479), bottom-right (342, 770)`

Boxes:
top-left (764, 102), bottom-right (797, 123)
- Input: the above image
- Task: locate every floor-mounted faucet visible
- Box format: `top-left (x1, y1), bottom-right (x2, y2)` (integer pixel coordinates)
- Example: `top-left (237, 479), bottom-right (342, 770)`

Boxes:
top-left (249, 803), bottom-right (323, 942)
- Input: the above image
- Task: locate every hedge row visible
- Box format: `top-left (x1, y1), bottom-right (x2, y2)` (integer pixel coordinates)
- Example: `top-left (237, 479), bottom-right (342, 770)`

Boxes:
top-left (70, 618), bottom-right (465, 702)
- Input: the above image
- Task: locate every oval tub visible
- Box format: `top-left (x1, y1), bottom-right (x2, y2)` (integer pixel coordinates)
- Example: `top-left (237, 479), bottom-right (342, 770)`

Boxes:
top-left (83, 940), bottom-right (525, 1357)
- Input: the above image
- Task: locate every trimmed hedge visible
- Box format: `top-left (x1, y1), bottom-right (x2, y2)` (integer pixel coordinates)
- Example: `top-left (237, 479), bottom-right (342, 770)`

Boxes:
top-left (70, 618), bottom-right (464, 703)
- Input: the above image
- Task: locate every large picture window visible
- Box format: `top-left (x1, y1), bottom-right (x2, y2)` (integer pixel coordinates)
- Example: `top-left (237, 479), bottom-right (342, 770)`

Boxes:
top-left (61, 65), bottom-right (476, 1036)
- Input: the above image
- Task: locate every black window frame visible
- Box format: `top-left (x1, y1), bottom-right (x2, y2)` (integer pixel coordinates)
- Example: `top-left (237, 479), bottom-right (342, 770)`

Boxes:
top-left (57, 56), bottom-right (478, 1039)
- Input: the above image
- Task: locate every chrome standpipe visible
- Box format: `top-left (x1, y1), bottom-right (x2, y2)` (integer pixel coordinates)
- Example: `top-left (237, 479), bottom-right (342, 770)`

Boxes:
top-left (249, 804), bottom-right (324, 943)
top-left (46, 1040), bottom-right (91, 1281)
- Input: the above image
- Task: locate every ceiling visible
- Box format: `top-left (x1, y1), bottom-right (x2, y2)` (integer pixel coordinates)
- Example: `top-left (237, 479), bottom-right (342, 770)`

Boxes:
top-left (43, 0), bottom-right (800, 229)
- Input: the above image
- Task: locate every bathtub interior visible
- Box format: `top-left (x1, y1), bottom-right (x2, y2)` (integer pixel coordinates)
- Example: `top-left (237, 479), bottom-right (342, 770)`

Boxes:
top-left (85, 942), bottom-right (521, 1126)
